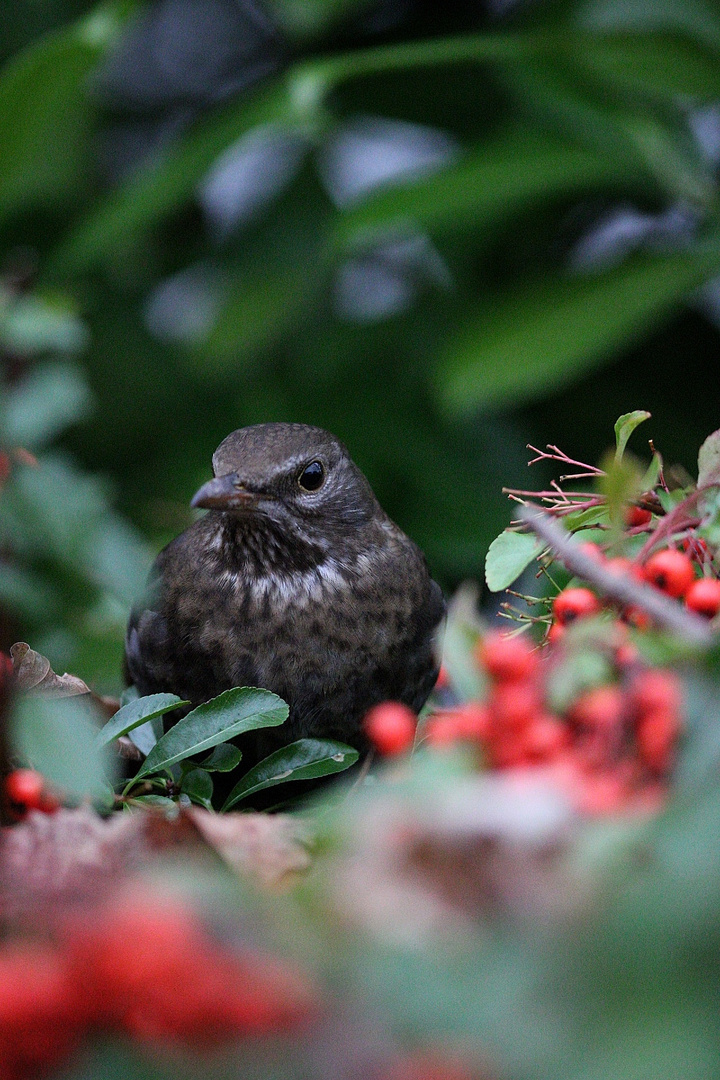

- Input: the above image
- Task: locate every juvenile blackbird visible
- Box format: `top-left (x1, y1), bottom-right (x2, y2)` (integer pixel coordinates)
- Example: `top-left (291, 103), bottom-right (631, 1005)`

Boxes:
top-left (125, 423), bottom-right (445, 756)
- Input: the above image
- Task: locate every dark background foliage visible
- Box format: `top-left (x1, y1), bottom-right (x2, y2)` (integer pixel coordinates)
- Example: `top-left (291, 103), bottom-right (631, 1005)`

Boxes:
top-left (2, 0), bottom-right (720, 690)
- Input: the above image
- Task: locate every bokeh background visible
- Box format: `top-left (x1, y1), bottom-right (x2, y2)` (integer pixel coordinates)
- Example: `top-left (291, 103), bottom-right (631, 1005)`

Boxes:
top-left (2, 0), bottom-right (720, 692)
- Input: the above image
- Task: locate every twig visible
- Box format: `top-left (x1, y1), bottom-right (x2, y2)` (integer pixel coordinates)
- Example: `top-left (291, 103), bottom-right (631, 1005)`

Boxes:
top-left (517, 505), bottom-right (716, 649)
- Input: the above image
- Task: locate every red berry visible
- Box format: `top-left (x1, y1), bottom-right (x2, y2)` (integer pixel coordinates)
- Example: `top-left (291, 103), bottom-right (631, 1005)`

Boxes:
top-left (476, 632), bottom-right (538, 682)
top-left (5, 769), bottom-right (47, 814)
top-left (578, 541), bottom-right (605, 562)
top-left (636, 710), bottom-right (680, 774)
top-left (643, 548), bottom-right (695, 598)
top-left (552, 587), bottom-right (601, 625)
top-left (621, 604), bottom-right (651, 630)
top-left (489, 681), bottom-right (542, 730)
top-left (523, 714), bottom-right (568, 761)
top-left (364, 702), bottom-right (416, 756)
top-left (685, 577), bottom-right (720, 618)
top-left (624, 505), bottom-right (652, 527)
top-left (630, 670), bottom-right (682, 718)
top-left (546, 621), bottom-right (565, 645)
top-left (568, 684), bottom-right (624, 730)
top-left (425, 704), bottom-right (489, 747)
top-left (605, 556), bottom-right (642, 579)
top-left (0, 942), bottom-right (81, 1077)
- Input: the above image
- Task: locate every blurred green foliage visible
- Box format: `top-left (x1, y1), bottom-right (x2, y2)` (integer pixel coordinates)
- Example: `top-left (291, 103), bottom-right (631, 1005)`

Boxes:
top-left (2, 0), bottom-right (720, 691)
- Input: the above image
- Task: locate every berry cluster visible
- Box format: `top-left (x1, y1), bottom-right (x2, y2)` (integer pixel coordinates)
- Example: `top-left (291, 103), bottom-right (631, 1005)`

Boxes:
top-left (0, 893), bottom-right (314, 1080)
top-left (548, 541), bottom-right (720, 643)
top-left (364, 630), bottom-right (682, 816)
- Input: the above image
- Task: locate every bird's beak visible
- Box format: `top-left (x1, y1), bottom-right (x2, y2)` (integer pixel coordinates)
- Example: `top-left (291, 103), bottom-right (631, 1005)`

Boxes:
top-left (190, 473), bottom-right (257, 511)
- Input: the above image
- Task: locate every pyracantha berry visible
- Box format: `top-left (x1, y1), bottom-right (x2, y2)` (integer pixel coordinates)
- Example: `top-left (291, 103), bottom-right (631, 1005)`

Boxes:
top-left (364, 702), bottom-right (416, 756)
top-left (552, 587), bottom-right (601, 625)
top-left (684, 577), bottom-right (720, 618)
top-left (476, 632), bottom-right (538, 682)
top-left (642, 549), bottom-right (695, 598)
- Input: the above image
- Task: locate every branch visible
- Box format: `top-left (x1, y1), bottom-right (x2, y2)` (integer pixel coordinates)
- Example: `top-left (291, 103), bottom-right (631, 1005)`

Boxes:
top-left (517, 505), bottom-right (716, 649)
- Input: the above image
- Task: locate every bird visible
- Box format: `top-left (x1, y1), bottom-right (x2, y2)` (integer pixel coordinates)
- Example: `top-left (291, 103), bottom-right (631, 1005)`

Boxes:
top-left (124, 422), bottom-right (445, 759)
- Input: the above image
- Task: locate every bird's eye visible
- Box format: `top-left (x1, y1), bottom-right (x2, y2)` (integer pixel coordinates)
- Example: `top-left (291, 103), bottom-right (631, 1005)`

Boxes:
top-left (297, 461), bottom-right (325, 492)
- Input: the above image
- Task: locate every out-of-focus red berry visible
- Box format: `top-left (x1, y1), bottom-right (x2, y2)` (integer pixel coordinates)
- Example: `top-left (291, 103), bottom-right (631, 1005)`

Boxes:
top-left (624, 505), bottom-right (652, 527)
top-left (621, 604), bottom-right (651, 630)
top-left (546, 621), bottom-right (565, 645)
top-left (4, 769), bottom-right (59, 816)
top-left (488, 681), bottom-right (542, 730)
top-left (630, 669), bottom-right (682, 718)
top-left (364, 702), bottom-right (416, 756)
top-left (614, 640), bottom-right (639, 668)
top-left (476, 632), bottom-right (538, 682)
top-left (552, 587), bottom-right (600, 625)
top-left (577, 541), bottom-right (605, 562)
top-left (568, 685), bottom-right (624, 730)
top-left (0, 942), bottom-right (81, 1079)
top-left (380, 1050), bottom-right (478, 1080)
top-left (605, 556), bottom-right (642, 579)
top-left (576, 770), bottom-right (632, 816)
top-left (425, 704), bottom-right (490, 748)
top-left (523, 715), bottom-right (568, 761)
top-left (63, 895), bottom-right (315, 1044)
top-left (637, 710), bottom-right (680, 773)
top-left (684, 577), bottom-right (720, 618)
top-left (642, 548), bottom-right (695, 598)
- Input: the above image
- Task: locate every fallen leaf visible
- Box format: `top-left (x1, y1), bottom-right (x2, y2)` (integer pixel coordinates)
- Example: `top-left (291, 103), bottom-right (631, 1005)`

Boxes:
top-left (187, 807), bottom-right (312, 888)
top-left (10, 642), bottom-right (91, 697)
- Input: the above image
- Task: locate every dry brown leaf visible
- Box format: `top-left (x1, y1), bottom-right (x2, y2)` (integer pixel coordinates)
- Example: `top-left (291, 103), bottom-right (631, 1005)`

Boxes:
top-left (187, 807), bottom-right (312, 888)
top-left (10, 642), bottom-right (91, 697)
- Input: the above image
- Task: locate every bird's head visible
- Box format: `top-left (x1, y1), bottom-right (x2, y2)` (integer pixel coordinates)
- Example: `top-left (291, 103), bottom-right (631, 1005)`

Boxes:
top-left (191, 423), bottom-right (381, 548)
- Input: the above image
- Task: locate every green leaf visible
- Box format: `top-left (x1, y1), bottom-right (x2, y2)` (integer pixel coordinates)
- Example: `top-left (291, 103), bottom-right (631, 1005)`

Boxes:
top-left (574, 30), bottom-right (720, 102)
top-left (0, 8), bottom-right (127, 223)
top-left (485, 529), bottom-right (544, 592)
top-left (96, 693), bottom-right (189, 748)
top-left (437, 246), bottom-right (720, 414)
top-left (180, 768), bottom-right (214, 810)
top-left (10, 694), bottom-right (113, 798)
top-left (222, 738), bottom-right (358, 810)
top-left (198, 743), bottom-right (243, 772)
top-left (697, 428), bottom-right (720, 488)
top-left (336, 127), bottom-right (645, 250)
top-left (136, 686), bottom-right (289, 780)
top-left (615, 410), bottom-right (652, 461)
top-left (52, 82), bottom-right (299, 274)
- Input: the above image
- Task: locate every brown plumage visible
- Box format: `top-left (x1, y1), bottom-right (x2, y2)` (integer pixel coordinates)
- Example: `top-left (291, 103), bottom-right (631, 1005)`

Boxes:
top-left (125, 423), bottom-right (445, 757)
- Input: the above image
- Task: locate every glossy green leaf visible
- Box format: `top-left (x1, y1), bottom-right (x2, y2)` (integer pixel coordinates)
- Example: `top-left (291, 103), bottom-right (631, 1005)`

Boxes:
top-left (96, 693), bottom-right (189, 748)
top-left (180, 768), bottom-right (214, 810)
top-left (222, 738), bottom-right (358, 810)
top-left (198, 743), bottom-right (243, 772)
top-left (485, 529), bottom-right (545, 592)
top-left (11, 694), bottom-right (113, 797)
top-left (438, 246), bottom-right (720, 414)
top-left (615, 410), bottom-right (652, 461)
top-left (136, 687), bottom-right (289, 779)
